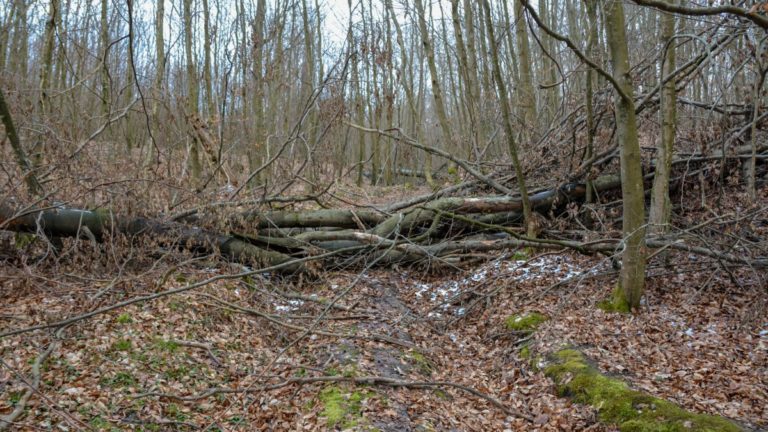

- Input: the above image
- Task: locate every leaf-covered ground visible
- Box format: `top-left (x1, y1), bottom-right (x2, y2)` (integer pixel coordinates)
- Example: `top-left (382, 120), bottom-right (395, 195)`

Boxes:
top-left (1, 237), bottom-right (766, 431)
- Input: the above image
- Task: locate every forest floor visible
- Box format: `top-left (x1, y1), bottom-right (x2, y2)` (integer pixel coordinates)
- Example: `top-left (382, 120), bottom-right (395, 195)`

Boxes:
top-left (1, 184), bottom-right (767, 431)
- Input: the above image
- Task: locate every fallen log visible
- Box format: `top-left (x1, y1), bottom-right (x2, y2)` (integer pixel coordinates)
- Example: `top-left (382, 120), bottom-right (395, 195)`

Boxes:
top-left (0, 203), bottom-right (306, 274)
top-left (3, 169), bottom-right (764, 272)
top-left (234, 208), bottom-right (387, 230)
top-left (370, 175), bottom-right (621, 239)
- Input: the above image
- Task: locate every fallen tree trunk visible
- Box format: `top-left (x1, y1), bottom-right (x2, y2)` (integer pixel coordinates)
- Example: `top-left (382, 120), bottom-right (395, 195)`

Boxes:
top-left (2, 168), bottom-right (765, 272)
top-left (234, 208), bottom-right (387, 230)
top-left (0, 204), bottom-right (306, 274)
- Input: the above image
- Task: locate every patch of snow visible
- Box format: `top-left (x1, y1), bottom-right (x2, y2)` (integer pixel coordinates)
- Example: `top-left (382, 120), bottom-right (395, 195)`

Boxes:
top-left (684, 327), bottom-right (695, 337)
top-left (274, 299), bottom-right (304, 312)
top-left (412, 254), bottom-right (593, 318)
top-left (471, 268), bottom-right (487, 282)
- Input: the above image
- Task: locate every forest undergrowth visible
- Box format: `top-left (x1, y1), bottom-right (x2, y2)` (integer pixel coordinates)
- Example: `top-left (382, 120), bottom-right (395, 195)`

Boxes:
top-left (1, 171), bottom-right (766, 431)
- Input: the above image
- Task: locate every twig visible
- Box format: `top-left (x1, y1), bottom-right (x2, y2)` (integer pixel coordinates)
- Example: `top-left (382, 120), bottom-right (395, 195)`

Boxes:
top-left (195, 293), bottom-right (417, 350)
top-left (135, 374), bottom-right (534, 422)
top-left (0, 246), bottom-right (368, 339)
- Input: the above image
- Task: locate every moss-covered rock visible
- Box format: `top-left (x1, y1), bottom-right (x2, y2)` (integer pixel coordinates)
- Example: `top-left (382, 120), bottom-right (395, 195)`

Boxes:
top-left (544, 349), bottom-right (742, 432)
top-left (505, 312), bottom-right (548, 332)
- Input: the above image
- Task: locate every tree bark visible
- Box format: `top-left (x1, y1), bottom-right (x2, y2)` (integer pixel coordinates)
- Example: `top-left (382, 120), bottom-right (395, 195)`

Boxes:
top-left (481, 0), bottom-right (535, 238)
top-left (605, 0), bottom-right (647, 312)
top-left (649, 3), bottom-right (677, 235)
top-left (39, 0), bottom-right (59, 115)
top-left (183, 0), bottom-right (202, 181)
top-left (414, 0), bottom-right (454, 166)
top-left (0, 88), bottom-right (43, 196)
top-left (514, 0), bottom-right (538, 136)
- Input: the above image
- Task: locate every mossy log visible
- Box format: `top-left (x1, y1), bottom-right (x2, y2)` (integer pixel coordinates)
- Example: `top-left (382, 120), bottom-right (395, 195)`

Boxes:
top-left (544, 349), bottom-right (743, 431)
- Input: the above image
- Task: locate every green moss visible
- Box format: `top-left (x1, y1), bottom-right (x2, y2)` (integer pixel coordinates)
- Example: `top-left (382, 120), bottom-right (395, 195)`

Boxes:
top-left (519, 345), bottom-right (531, 359)
top-left (115, 313), bottom-right (133, 324)
top-left (164, 365), bottom-right (191, 380)
top-left (318, 386), bottom-right (369, 429)
top-left (405, 350), bottom-right (433, 375)
top-left (447, 166), bottom-right (458, 176)
top-left (227, 416), bottom-right (245, 425)
top-left (111, 339), bottom-right (132, 352)
top-left (598, 285), bottom-right (631, 314)
top-left (89, 416), bottom-right (114, 430)
top-left (511, 250), bottom-right (529, 261)
top-left (101, 371), bottom-right (137, 388)
top-left (544, 349), bottom-right (741, 432)
top-left (432, 389), bottom-right (450, 400)
top-left (165, 403), bottom-right (188, 422)
top-left (153, 338), bottom-right (179, 352)
top-left (8, 390), bottom-right (23, 405)
top-left (14, 233), bottom-right (37, 249)
top-left (505, 312), bottom-right (548, 332)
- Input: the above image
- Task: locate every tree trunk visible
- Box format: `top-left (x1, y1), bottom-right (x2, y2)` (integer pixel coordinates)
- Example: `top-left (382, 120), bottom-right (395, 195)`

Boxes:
top-left (100, 0), bottom-right (110, 116)
top-left (584, 0), bottom-right (598, 203)
top-left (0, 1), bottom-right (14, 72)
top-left (152, 0), bottom-right (165, 132)
top-left (183, 0), bottom-right (202, 182)
top-left (481, 0), bottom-right (535, 238)
top-left (604, 0), bottom-right (647, 312)
top-left (39, 0), bottom-right (59, 115)
top-left (0, 88), bottom-right (43, 196)
top-left (514, 0), bottom-right (538, 137)
top-left (202, 0), bottom-right (214, 116)
top-left (11, 0), bottom-right (29, 78)
top-left (415, 0), bottom-right (454, 170)
top-left (648, 3), bottom-right (677, 235)
top-left (0, 203), bottom-right (305, 274)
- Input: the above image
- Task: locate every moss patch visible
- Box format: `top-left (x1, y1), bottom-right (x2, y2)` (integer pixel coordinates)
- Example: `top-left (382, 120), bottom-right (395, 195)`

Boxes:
top-left (505, 312), bottom-right (548, 332)
top-left (110, 339), bottom-right (132, 352)
top-left (598, 286), bottom-right (631, 314)
top-left (405, 350), bottom-right (434, 375)
top-left (115, 313), bottom-right (133, 324)
top-left (519, 345), bottom-right (531, 359)
top-left (544, 349), bottom-right (741, 432)
top-left (318, 385), bottom-right (370, 429)
top-left (100, 371), bottom-right (137, 388)
top-left (153, 338), bottom-right (180, 352)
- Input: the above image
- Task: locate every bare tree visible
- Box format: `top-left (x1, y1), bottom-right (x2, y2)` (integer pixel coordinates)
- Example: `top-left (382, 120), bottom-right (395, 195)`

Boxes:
top-left (649, 4), bottom-right (678, 235)
top-left (481, 0), bottom-right (534, 238)
top-left (0, 88), bottom-right (42, 196)
top-left (604, 0), bottom-right (647, 311)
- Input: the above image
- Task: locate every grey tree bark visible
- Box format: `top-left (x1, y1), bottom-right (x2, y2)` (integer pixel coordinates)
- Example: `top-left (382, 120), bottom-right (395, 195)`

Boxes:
top-left (604, 0), bottom-right (647, 312)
